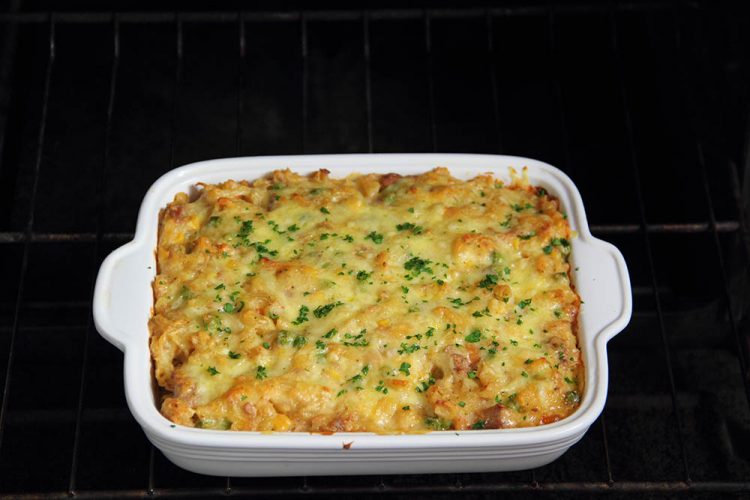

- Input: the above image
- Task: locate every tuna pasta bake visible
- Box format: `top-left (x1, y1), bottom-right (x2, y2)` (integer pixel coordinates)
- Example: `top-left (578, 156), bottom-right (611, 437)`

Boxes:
top-left (150, 167), bottom-right (583, 432)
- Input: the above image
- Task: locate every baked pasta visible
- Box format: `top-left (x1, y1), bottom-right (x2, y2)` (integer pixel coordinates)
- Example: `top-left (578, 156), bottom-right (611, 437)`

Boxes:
top-left (150, 167), bottom-right (583, 432)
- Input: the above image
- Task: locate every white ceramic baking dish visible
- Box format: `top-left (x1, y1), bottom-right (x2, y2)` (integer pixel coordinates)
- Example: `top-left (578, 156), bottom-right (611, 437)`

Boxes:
top-left (93, 153), bottom-right (631, 477)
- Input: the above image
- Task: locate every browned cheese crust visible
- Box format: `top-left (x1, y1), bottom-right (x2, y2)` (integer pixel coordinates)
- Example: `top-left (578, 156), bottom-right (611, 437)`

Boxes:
top-left (150, 168), bottom-right (583, 432)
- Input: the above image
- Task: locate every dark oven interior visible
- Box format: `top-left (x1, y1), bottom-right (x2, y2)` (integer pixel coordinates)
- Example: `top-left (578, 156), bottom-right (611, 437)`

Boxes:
top-left (0, 0), bottom-right (749, 498)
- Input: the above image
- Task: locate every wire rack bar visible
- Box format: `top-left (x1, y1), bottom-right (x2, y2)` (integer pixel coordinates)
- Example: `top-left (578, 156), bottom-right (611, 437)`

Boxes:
top-left (0, 3), bottom-right (680, 25)
top-left (424, 11), bottom-right (437, 153)
top-left (0, 222), bottom-right (735, 244)
top-left (3, 480), bottom-right (750, 498)
top-left (363, 12), bottom-right (374, 154)
top-left (300, 13), bottom-right (308, 153)
top-left (547, 10), bottom-right (573, 175)
top-left (0, 221), bottom-right (741, 245)
top-left (669, 6), bottom-right (750, 409)
top-left (610, 9), bottom-right (691, 482)
top-left (0, 15), bottom-right (55, 453)
top-left (486, 10), bottom-right (501, 154)
top-left (66, 14), bottom-right (120, 495)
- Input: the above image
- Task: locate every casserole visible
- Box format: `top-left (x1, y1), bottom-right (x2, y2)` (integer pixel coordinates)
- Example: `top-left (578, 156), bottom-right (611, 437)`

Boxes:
top-left (152, 167), bottom-right (584, 433)
top-left (93, 154), bottom-right (631, 476)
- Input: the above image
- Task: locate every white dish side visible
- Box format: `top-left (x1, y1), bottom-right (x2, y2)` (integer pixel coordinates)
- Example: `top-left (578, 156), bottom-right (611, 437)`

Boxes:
top-left (93, 153), bottom-right (632, 477)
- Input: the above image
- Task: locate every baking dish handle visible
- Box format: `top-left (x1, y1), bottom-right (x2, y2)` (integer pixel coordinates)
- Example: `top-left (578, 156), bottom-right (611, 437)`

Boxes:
top-left (575, 238), bottom-right (633, 342)
top-left (93, 242), bottom-right (151, 352)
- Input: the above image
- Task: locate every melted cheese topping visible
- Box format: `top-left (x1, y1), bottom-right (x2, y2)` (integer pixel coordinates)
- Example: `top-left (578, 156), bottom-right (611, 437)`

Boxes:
top-left (151, 168), bottom-right (582, 432)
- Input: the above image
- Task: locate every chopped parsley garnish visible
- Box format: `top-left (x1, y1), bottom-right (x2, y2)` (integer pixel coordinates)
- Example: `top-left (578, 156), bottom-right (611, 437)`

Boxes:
top-left (313, 301), bottom-right (343, 318)
top-left (396, 222), bottom-right (423, 235)
top-left (465, 329), bottom-right (482, 343)
top-left (375, 381), bottom-right (388, 394)
top-left (415, 375), bottom-right (436, 393)
top-left (238, 219), bottom-right (254, 237)
top-left (471, 420), bottom-right (487, 430)
top-left (518, 298), bottom-right (532, 309)
top-left (458, 401), bottom-right (466, 407)
top-left (208, 216), bottom-right (221, 227)
top-left (322, 328), bottom-right (337, 339)
top-left (292, 335), bottom-right (307, 348)
top-left (262, 342), bottom-right (271, 350)
top-left (315, 340), bottom-right (326, 350)
top-left (424, 416), bottom-right (450, 430)
top-left (536, 187), bottom-right (548, 196)
top-left (401, 286), bottom-right (409, 294)
top-left (291, 305), bottom-right (309, 325)
top-left (180, 285), bottom-right (194, 301)
top-left (448, 296), bottom-right (479, 308)
top-left (342, 234), bottom-right (354, 243)
top-left (256, 366), bottom-right (268, 380)
top-left (365, 231), bottom-right (384, 244)
top-left (343, 330), bottom-right (369, 347)
top-left (467, 371), bottom-right (478, 379)
top-left (478, 273), bottom-right (499, 289)
top-left (228, 351), bottom-right (241, 359)
top-left (399, 362), bottom-right (411, 376)
top-left (356, 270), bottom-right (372, 281)
top-left (404, 256), bottom-right (433, 277)
top-left (336, 389), bottom-right (347, 397)
top-left (320, 206), bottom-right (330, 214)
top-left (398, 342), bottom-right (421, 355)
top-left (207, 366), bottom-right (220, 376)
top-left (518, 232), bottom-right (536, 240)
top-left (521, 371), bottom-right (529, 378)
top-left (565, 391), bottom-right (580, 404)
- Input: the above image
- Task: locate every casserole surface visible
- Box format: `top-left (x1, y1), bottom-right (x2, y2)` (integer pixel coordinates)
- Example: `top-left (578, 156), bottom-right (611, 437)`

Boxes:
top-left (93, 154), bottom-right (631, 476)
top-left (152, 168), bottom-right (582, 432)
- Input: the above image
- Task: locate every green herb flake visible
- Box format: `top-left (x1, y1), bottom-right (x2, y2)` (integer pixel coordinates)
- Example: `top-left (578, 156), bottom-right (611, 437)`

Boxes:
top-left (471, 420), bottom-right (487, 430)
top-left (465, 329), bottom-right (482, 343)
top-left (313, 301), bottom-right (343, 318)
top-left (292, 305), bottom-right (309, 325)
top-left (478, 273), bottom-right (499, 289)
top-left (256, 366), bottom-right (268, 380)
top-left (365, 231), bottom-right (384, 244)
top-left (320, 207), bottom-right (330, 214)
top-left (424, 416), bottom-right (451, 430)
top-left (375, 380), bottom-right (389, 394)
top-left (467, 371), bottom-right (478, 379)
top-left (356, 270), bottom-right (372, 281)
top-left (399, 362), bottom-right (411, 376)
top-left (207, 366), bottom-right (220, 376)
top-left (228, 351), bottom-right (241, 359)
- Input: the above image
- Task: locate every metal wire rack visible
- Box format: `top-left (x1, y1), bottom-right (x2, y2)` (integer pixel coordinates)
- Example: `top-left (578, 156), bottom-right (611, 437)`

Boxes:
top-left (0, 1), bottom-right (748, 498)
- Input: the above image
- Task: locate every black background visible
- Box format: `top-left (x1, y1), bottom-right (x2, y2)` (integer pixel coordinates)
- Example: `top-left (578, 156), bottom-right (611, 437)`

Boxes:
top-left (0, 0), bottom-right (749, 498)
